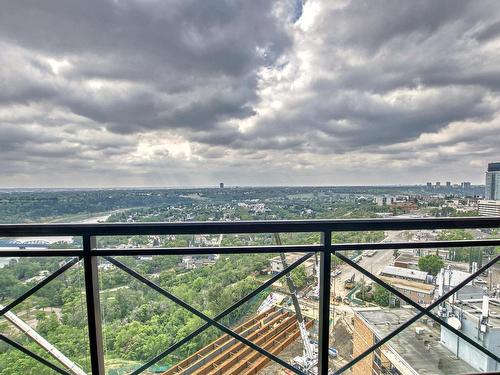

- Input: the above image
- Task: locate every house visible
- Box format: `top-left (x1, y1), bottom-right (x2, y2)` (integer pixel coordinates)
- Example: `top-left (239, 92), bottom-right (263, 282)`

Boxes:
top-left (379, 275), bottom-right (435, 305)
top-left (269, 253), bottom-right (316, 277)
top-left (380, 265), bottom-right (432, 284)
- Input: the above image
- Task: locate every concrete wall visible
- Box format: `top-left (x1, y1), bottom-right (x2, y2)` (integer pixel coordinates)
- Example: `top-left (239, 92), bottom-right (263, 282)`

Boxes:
top-left (440, 316), bottom-right (500, 372)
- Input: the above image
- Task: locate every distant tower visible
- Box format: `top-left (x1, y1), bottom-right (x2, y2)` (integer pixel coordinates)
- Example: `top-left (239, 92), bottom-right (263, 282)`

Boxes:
top-left (426, 182), bottom-right (432, 189)
top-left (219, 182), bottom-right (224, 189)
top-left (435, 181), bottom-right (441, 187)
top-left (446, 181), bottom-right (451, 187)
top-left (485, 162), bottom-right (500, 200)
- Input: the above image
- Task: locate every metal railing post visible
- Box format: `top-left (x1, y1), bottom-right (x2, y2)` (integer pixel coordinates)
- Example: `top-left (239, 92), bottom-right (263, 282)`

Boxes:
top-left (318, 231), bottom-right (332, 375)
top-left (83, 235), bottom-right (105, 375)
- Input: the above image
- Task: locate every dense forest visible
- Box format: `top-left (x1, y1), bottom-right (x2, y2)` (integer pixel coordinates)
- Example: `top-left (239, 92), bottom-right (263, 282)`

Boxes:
top-left (0, 184), bottom-right (481, 223)
top-left (0, 253), bottom-right (274, 374)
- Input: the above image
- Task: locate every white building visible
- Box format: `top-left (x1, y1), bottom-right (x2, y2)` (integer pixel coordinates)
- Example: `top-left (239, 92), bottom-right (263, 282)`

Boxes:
top-left (435, 267), bottom-right (484, 301)
top-left (440, 297), bottom-right (500, 373)
top-left (478, 200), bottom-right (500, 216)
top-left (374, 195), bottom-right (395, 206)
top-left (269, 253), bottom-right (316, 276)
top-left (380, 265), bottom-right (432, 283)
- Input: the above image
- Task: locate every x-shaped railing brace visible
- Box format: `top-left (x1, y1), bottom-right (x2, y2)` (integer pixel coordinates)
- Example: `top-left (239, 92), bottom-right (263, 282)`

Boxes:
top-left (1, 257), bottom-right (81, 375)
top-left (333, 252), bottom-right (500, 374)
top-left (1, 252), bottom-right (498, 375)
top-left (105, 254), bottom-right (313, 375)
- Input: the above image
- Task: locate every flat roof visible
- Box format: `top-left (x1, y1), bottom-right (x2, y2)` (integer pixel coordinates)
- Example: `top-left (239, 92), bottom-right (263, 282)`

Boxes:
top-left (381, 265), bottom-right (428, 281)
top-left (394, 254), bottom-right (419, 263)
top-left (436, 268), bottom-right (471, 288)
top-left (355, 307), bottom-right (477, 375)
top-left (451, 298), bottom-right (500, 328)
top-left (487, 162), bottom-right (500, 172)
top-left (270, 252), bottom-right (309, 261)
top-left (380, 276), bottom-right (435, 294)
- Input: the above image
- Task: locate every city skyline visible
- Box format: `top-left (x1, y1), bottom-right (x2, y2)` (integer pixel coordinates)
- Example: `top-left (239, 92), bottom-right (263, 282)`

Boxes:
top-left (1, 1), bottom-right (500, 187)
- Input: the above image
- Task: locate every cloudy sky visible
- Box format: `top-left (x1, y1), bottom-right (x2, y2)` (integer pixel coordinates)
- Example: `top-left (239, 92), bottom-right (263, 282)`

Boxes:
top-left (1, 0), bottom-right (500, 187)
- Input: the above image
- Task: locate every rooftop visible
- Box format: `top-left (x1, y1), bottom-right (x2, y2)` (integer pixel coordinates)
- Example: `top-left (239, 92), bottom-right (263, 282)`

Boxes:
top-left (379, 275), bottom-right (435, 294)
top-left (394, 254), bottom-right (419, 264)
top-left (380, 265), bottom-right (429, 282)
top-left (451, 298), bottom-right (500, 328)
top-left (436, 268), bottom-right (471, 288)
top-left (355, 307), bottom-right (477, 375)
top-left (487, 162), bottom-right (500, 172)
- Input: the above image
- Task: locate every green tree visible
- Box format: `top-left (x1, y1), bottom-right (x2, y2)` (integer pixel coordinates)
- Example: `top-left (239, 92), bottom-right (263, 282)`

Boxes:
top-left (291, 265), bottom-right (308, 289)
top-left (437, 229), bottom-right (474, 241)
top-left (373, 284), bottom-right (390, 307)
top-left (0, 271), bottom-right (23, 301)
top-left (418, 255), bottom-right (444, 276)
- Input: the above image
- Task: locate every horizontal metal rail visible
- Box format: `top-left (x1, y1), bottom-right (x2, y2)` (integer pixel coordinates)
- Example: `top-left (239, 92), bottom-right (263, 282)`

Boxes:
top-left (1, 216), bottom-right (500, 237)
top-left (331, 238), bottom-right (500, 251)
top-left (0, 217), bottom-right (499, 375)
top-left (3, 238), bottom-right (500, 258)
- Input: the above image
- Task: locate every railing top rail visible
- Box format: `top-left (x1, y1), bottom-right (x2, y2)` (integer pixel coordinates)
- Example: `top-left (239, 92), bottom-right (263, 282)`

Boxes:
top-left (0, 216), bottom-right (500, 236)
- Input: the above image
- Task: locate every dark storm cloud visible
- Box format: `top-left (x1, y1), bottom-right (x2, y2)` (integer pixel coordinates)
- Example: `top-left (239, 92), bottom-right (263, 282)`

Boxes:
top-left (0, 0), bottom-right (288, 76)
top-left (0, 125), bottom-right (51, 151)
top-left (1, 0), bottom-right (500, 186)
top-left (474, 20), bottom-right (500, 42)
top-left (0, 0), bottom-right (291, 133)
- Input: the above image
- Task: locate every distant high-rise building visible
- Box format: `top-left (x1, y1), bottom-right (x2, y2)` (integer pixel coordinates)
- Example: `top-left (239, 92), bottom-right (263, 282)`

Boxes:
top-left (219, 182), bottom-right (224, 189)
top-left (435, 181), bottom-right (441, 187)
top-left (426, 182), bottom-right (432, 189)
top-left (446, 181), bottom-right (451, 187)
top-left (461, 182), bottom-right (471, 189)
top-left (485, 162), bottom-right (500, 200)
top-left (374, 195), bottom-right (395, 206)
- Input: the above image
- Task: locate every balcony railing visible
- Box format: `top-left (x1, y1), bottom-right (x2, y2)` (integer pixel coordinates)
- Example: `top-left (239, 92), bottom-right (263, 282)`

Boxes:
top-left (1, 217), bottom-right (499, 375)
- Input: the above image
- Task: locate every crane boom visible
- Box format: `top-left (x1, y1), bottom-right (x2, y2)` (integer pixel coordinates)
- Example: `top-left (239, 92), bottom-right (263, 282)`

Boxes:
top-left (1, 305), bottom-right (86, 375)
top-left (273, 234), bottom-right (316, 368)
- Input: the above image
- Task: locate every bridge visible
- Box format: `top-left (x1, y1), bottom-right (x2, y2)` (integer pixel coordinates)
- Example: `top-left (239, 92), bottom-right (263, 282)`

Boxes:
top-left (0, 239), bottom-right (50, 248)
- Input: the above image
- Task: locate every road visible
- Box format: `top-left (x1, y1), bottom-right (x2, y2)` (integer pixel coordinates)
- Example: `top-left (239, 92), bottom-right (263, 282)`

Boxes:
top-left (331, 230), bottom-right (408, 298)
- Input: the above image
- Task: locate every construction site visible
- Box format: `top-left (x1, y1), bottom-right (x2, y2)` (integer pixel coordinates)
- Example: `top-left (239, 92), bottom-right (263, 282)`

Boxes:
top-left (3, 230), bottom-right (499, 374)
top-left (160, 236), bottom-right (351, 375)
top-left (161, 307), bottom-right (312, 375)
top-left (0, 234), bottom-right (350, 375)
